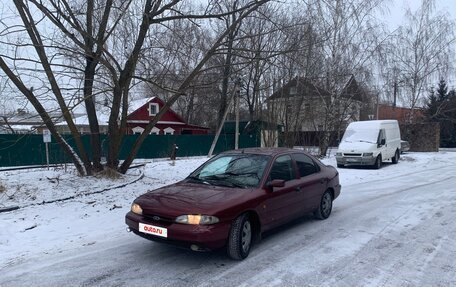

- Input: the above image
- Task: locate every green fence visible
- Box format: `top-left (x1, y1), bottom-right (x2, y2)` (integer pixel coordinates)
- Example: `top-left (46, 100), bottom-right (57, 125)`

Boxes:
top-left (0, 133), bottom-right (260, 167)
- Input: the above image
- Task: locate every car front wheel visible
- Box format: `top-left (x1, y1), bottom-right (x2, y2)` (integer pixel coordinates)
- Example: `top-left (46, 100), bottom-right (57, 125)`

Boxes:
top-left (315, 190), bottom-right (333, 220)
top-left (227, 213), bottom-right (252, 260)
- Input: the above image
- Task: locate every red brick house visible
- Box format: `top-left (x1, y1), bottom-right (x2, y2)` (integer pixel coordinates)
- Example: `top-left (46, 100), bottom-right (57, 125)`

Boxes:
top-left (377, 104), bottom-right (424, 124)
top-left (126, 97), bottom-right (209, 135)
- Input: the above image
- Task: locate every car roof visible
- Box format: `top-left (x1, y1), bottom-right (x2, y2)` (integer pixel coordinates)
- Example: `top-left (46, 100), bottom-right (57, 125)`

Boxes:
top-left (220, 147), bottom-right (301, 156)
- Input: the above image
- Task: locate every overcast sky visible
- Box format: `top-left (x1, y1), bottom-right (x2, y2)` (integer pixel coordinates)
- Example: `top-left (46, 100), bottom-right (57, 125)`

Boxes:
top-left (387, 0), bottom-right (456, 29)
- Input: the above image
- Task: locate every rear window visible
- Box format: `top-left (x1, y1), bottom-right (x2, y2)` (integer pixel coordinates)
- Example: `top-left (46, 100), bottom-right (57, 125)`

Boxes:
top-left (293, 153), bottom-right (319, 177)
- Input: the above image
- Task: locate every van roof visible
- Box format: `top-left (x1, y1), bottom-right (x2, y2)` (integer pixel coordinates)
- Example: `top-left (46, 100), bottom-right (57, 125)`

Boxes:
top-left (347, 120), bottom-right (398, 129)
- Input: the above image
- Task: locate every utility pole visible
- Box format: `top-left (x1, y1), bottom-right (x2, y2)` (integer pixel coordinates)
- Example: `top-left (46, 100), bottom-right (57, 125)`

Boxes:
top-left (393, 81), bottom-right (397, 108)
top-left (234, 78), bottom-right (241, 150)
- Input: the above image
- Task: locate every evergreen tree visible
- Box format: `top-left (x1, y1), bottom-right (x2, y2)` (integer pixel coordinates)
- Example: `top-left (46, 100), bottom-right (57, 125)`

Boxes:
top-left (426, 87), bottom-right (438, 120)
top-left (436, 79), bottom-right (448, 102)
top-left (425, 79), bottom-right (456, 147)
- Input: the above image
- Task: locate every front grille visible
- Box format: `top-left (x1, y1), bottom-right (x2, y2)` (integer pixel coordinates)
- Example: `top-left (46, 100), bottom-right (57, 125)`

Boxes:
top-left (343, 153), bottom-right (362, 157)
top-left (143, 213), bottom-right (174, 225)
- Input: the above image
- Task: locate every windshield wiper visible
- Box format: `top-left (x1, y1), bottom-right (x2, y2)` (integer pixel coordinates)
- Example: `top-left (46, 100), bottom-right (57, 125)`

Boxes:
top-left (208, 179), bottom-right (246, 188)
top-left (218, 171), bottom-right (259, 179)
top-left (357, 140), bottom-right (376, 144)
top-left (200, 174), bottom-right (248, 188)
top-left (187, 176), bottom-right (211, 185)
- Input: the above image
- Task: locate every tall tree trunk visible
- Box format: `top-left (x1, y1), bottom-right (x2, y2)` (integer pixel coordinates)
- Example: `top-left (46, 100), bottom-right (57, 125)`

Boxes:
top-left (217, 8), bottom-right (239, 127)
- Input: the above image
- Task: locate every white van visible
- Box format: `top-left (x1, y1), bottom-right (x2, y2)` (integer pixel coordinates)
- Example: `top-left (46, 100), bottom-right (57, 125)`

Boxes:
top-left (335, 120), bottom-right (401, 169)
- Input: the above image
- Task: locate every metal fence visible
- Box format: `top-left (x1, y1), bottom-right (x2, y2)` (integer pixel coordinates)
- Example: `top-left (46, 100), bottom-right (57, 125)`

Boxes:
top-left (0, 134), bottom-right (260, 167)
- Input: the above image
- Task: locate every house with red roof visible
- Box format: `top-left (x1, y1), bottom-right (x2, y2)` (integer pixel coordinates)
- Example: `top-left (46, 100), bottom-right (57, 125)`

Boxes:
top-left (126, 97), bottom-right (209, 135)
top-left (53, 97), bottom-right (208, 135)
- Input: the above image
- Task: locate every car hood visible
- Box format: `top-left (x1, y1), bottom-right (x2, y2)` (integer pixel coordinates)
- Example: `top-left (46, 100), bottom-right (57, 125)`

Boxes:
top-left (338, 140), bottom-right (377, 153)
top-left (135, 181), bottom-right (253, 217)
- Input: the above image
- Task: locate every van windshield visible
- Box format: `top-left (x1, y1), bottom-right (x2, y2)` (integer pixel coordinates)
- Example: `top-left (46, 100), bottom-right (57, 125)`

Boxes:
top-left (342, 128), bottom-right (378, 144)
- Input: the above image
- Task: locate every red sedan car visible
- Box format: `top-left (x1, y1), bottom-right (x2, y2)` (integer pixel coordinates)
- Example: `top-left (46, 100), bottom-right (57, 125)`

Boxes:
top-left (125, 148), bottom-right (341, 260)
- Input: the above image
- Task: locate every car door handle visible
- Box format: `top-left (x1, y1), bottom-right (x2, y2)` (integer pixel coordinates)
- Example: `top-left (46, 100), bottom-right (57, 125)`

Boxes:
top-left (320, 179), bottom-right (326, 184)
top-left (295, 187), bottom-right (301, 192)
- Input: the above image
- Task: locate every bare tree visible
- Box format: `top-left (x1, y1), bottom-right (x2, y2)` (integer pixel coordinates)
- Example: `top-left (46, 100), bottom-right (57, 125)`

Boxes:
top-left (0, 0), bottom-right (270, 175)
top-left (306, 0), bottom-right (385, 155)
top-left (386, 0), bottom-right (455, 120)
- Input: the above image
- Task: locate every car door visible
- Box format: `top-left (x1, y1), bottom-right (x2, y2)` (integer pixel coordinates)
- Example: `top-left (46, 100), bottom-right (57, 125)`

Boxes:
top-left (292, 153), bottom-right (325, 213)
top-left (261, 154), bottom-right (302, 229)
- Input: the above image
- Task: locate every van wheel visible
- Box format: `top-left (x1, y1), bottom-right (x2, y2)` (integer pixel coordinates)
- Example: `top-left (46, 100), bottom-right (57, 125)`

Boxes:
top-left (227, 213), bottom-right (252, 260)
top-left (392, 150), bottom-right (400, 164)
top-left (373, 155), bottom-right (382, 169)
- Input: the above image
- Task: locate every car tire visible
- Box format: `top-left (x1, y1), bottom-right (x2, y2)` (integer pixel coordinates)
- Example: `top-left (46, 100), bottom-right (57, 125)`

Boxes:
top-left (227, 213), bottom-right (252, 260)
top-left (373, 155), bottom-right (382, 169)
top-left (314, 190), bottom-right (333, 220)
top-left (392, 150), bottom-right (400, 164)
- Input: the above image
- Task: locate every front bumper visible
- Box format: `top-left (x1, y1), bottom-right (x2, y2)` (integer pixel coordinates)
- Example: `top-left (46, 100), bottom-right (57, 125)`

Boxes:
top-left (125, 212), bottom-right (231, 251)
top-left (336, 155), bottom-right (376, 166)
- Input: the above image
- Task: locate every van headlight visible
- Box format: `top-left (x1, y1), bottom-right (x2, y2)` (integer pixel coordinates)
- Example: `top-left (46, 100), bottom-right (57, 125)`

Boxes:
top-left (363, 153), bottom-right (373, 157)
top-left (175, 215), bottom-right (220, 225)
top-left (335, 152), bottom-right (342, 156)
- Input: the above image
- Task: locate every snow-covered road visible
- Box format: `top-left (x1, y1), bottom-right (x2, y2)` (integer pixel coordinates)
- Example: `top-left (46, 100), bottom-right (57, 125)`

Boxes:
top-left (1, 152), bottom-right (456, 286)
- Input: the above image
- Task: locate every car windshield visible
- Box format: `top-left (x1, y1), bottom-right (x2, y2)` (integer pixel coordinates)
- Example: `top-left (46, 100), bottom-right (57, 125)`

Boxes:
top-left (342, 128), bottom-right (378, 144)
top-left (188, 154), bottom-right (270, 188)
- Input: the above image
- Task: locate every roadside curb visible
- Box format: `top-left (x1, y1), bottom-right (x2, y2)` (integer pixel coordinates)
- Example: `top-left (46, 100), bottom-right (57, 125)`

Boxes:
top-left (0, 206), bottom-right (20, 213)
top-left (0, 166), bottom-right (145, 213)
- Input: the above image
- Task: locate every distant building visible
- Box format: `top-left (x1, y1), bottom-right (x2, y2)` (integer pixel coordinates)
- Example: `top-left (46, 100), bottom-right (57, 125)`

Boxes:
top-left (0, 110), bottom-right (56, 134)
top-left (59, 97), bottom-right (210, 135)
top-left (377, 104), bottom-right (424, 124)
top-left (126, 97), bottom-right (209, 135)
top-left (266, 75), bottom-right (370, 133)
top-left (55, 113), bottom-right (109, 134)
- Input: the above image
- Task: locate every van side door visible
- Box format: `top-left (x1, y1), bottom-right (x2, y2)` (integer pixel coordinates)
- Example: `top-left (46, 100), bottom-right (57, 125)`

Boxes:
top-left (377, 128), bottom-right (388, 158)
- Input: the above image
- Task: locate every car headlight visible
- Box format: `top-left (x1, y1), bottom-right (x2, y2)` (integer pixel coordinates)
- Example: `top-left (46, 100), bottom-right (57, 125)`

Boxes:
top-left (363, 153), bottom-right (373, 157)
top-left (175, 215), bottom-right (220, 225)
top-left (131, 203), bottom-right (143, 215)
top-left (335, 152), bottom-right (342, 156)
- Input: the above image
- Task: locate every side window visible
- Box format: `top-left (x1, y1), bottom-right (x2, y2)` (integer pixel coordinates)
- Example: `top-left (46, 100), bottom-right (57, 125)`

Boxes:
top-left (269, 155), bottom-right (294, 182)
top-left (377, 129), bottom-right (386, 144)
top-left (293, 153), bottom-right (319, 177)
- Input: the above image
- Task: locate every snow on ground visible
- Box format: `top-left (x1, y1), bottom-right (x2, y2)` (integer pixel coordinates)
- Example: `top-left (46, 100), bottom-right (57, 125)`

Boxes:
top-left (0, 151), bottom-right (456, 286)
top-left (0, 157), bottom-right (206, 269)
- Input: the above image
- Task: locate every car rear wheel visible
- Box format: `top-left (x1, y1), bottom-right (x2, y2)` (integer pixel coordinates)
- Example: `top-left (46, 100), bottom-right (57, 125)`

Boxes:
top-left (314, 190), bottom-right (333, 220)
top-left (227, 213), bottom-right (252, 260)
top-left (392, 150), bottom-right (400, 164)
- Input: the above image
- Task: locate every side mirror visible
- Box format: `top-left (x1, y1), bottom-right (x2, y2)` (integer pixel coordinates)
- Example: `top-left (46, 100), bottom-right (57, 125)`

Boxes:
top-left (381, 139), bottom-right (386, 145)
top-left (266, 179), bottom-right (285, 191)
